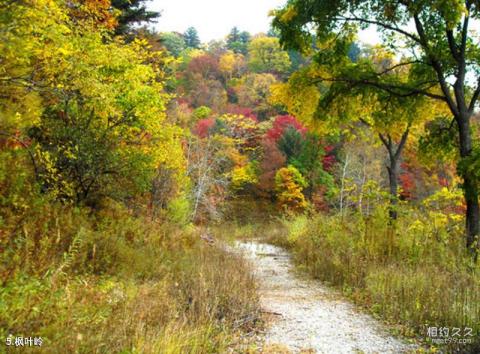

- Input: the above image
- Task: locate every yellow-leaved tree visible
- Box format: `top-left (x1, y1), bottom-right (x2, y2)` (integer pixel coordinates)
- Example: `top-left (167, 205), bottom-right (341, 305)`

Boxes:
top-left (275, 165), bottom-right (308, 212)
top-left (1, 0), bottom-right (186, 210)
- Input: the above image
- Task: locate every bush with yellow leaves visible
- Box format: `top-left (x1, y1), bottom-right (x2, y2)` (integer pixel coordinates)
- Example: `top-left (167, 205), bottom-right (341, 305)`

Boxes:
top-left (275, 165), bottom-right (308, 212)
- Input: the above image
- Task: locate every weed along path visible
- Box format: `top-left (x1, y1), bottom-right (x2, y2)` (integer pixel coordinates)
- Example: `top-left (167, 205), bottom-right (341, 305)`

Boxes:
top-left (235, 241), bottom-right (417, 354)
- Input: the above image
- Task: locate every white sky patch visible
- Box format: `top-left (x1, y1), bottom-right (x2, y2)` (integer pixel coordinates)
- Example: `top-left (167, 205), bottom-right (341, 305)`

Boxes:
top-left (147, 0), bottom-right (409, 46)
top-left (358, 26), bottom-right (380, 45)
top-left (148, 0), bottom-right (286, 42)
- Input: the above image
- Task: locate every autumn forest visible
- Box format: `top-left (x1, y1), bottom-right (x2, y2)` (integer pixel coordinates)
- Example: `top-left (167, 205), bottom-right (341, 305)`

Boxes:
top-left (1, 0), bottom-right (480, 353)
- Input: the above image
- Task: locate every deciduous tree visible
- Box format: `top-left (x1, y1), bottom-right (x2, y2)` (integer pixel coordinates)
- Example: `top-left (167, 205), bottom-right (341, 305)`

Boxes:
top-left (248, 36), bottom-right (291, 76)
top-left (159, 32), bottom-right (186, 57)
top-left (273, 0), bottom-right (480, 254)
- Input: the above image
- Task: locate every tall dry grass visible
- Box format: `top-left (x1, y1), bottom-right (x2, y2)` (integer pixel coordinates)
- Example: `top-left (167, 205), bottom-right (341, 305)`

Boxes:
top-left (272, 208), bottom-right (480, 353)
top-left (0, 200), bottom-right (260, 353)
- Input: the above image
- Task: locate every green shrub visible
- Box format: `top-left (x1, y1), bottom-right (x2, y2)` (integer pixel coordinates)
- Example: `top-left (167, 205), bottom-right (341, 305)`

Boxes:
top-left (167, 195), bottom-right (192, 226)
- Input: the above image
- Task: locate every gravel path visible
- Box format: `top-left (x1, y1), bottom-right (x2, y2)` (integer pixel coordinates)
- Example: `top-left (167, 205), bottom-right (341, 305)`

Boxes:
top-left (235, 241), bottom-right (417, 354)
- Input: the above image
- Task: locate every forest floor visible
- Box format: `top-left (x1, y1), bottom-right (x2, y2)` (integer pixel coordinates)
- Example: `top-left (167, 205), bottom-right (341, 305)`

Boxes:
top-left (234, 240), bottom-right (419, 354)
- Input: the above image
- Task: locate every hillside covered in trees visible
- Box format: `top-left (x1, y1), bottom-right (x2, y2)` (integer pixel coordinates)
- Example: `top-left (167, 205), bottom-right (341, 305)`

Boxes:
top-left (1, 0), bottom-right (480, 353)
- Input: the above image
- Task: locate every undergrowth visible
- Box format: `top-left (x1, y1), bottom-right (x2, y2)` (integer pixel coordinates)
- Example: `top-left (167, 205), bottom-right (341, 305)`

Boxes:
top-left (0, 199), bottom-right (260, 353)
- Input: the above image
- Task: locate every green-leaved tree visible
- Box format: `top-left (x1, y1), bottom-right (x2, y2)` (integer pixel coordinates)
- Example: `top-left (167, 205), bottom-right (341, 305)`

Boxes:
top-left (273, 0), bottom-right (480, 255)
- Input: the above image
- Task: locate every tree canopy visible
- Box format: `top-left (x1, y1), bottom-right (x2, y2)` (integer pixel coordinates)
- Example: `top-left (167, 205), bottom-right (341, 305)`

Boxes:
top-left (273, 0), bottom-right (480, 254)
top-left (248, 36), bottom-right (291, 76)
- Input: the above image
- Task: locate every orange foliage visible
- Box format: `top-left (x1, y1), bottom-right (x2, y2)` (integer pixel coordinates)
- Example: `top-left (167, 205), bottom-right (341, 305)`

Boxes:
top-left (70, 0), bottom-right (117, 30)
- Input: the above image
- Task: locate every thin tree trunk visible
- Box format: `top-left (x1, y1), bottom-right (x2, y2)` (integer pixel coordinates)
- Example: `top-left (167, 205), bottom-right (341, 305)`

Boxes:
top-left (386, 162), bottom-right (399, 220)
top-left (463, 174), bottom-right (479, 254)
top-left (339, 153), bottom-right (350, 217)
top-left (379, 127), bottom-right (409, 221)
top-left (457, 114), bottom-right (479, 257)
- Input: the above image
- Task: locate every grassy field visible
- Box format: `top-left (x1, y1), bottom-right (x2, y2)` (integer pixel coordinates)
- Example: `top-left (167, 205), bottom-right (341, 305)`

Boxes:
top-left (4, 192), bottom-right (479, 353)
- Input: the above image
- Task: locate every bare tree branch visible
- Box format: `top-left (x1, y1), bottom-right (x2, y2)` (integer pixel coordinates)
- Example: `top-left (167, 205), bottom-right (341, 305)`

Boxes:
top-left (335, 15), bottom-right (421, 44)
top-left (311, 75), bottom-right (446, 101)
top-left (413, 13), bottom-right (460, 116)
top-left (469, 78), bottom-right (480, 113)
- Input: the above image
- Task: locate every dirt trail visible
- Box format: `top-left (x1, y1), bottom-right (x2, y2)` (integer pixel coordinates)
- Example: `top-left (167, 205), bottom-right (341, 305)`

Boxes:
top-left (235, 241), bottom-right (417, 354)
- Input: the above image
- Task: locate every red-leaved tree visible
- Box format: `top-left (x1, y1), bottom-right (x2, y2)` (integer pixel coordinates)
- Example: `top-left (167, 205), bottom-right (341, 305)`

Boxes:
top-left (194, 118), bottom-right (216, 138)
top-left (266, 115), bottom-right (307, 142)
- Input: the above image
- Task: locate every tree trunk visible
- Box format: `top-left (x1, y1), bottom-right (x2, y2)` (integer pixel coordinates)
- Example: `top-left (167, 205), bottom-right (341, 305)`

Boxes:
top-left (339, 152), bottom-right (350, 217)
top-left (464, 174), bottom-right (479, 252)
top-left (379, 129), bottom-right (409, 221)
top-left (457, 114), bottom-right (479, 257)
top-left (387, 161), bottom-right (399, 220)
